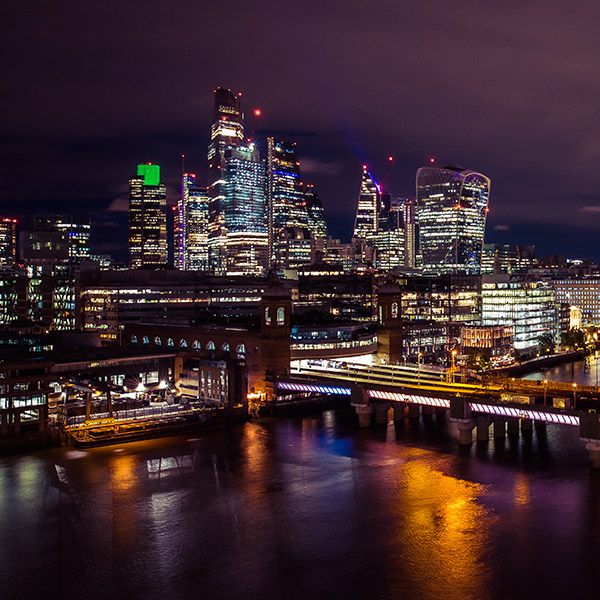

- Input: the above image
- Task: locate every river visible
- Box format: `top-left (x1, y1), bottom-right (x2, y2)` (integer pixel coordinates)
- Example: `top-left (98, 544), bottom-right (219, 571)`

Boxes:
top-left (524, 355), bottom-right (600, 387)
top-left (1, 410), bottom-right (599, 600)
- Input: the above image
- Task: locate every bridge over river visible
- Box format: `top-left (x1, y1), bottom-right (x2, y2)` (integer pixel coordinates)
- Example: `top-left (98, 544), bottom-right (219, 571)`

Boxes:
top-left (276, 360), bottom-right (600, 468)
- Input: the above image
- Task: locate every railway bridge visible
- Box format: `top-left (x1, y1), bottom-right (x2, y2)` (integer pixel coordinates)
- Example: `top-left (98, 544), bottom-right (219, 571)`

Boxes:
top-left (276, 360), bottom-right (600, 467)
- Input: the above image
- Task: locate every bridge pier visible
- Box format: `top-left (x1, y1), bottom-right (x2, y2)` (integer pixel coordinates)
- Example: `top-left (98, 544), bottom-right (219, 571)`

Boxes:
top-left (493, 419), bottom-right (506, 439)
top-left (422, 405), bottom-right (435, 416)
top-left (355, 405), bottom-right (373, 428)
top-left (534, 420), bottom-right (547, 433)
top-left (393, 405), bottom-right (405, 421)
top-left (457, 419), bottom-right (475, 445)
top-left (408, 404), bottom-right (420, 419)
top-left (507, 418), bottom-right (520, 437)
top-left (476, 417), bottom-right (490, 442)
top-left (521, 418), bottom-right (533, 435)
top-left (585, 440), bottom-right (600, 469)
top-left (375, 404), bottom-right (389, 425)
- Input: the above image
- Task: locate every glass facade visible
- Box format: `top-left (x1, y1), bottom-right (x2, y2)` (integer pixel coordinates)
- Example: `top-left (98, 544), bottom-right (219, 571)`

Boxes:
top-left (176, 173), bottom-right (209, 271)
top-left (353, 166), bottom-right (381, 243)
top-left (416, 166), bottom-right (490, 275)
top-left (0, 218), bottom-right (17, 266)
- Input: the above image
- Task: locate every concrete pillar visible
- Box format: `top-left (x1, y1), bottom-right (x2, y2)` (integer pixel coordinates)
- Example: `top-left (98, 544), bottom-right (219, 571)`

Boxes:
top-left (521, 418), bottom-right (533, 435)
top-left (457, 419), bottom-right (475, 445)
top-left (476, 417), bottom-right (490, 442)
top-left (408, 403), bottom-right (420, 419)
top-left (534, 420), bottom-right (547, 432)
top-left (107, 390), bottom-right (113, 418)
top-left (85, 391), bottom-right (92, 421)
top-left (393, 404), bottom-right (405, 421)
top-left (507, 418), bottom-right (520, 437)
top-left (586, 440), bottom-right (600, 469)
top-left (355, 405), bottom-right (373, 428)
top-left (375, 404), bottom-right (388, 425)
top-left (422, 405), bottom-right (435, 416)
top-left (493, 419), bottom-right (506, 439)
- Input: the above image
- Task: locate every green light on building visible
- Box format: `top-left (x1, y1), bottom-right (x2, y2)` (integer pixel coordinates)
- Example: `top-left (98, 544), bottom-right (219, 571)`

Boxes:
top-left (137, 163), bottom-right (161, 186)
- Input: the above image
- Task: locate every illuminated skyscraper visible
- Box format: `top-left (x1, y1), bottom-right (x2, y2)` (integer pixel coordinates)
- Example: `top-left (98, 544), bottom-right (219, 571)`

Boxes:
top-left (0, 218), bottom-right (17, 266)
top-left (207, 88), bottom-right (245, 272)
top-left (221, 144), bottom-right (268, 275)
top-left (353, 166), bottom-right (381, 243)
top-left (128, 163), bottom-right (167, 268)
top-left (176, 173), bottom-right (209, 271)
top-left (267, 137), bottom-right (309, 267)
top-left (305, 184), bottom-right (328, 242)
top-left (416, 165), bottom-right (490, 275)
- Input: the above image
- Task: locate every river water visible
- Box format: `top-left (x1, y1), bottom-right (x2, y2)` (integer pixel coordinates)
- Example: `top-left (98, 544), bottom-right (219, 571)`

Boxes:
top-left (524, 356), bottom-right (600, 387)
top-left (2, 410), bottom-right (600, 600)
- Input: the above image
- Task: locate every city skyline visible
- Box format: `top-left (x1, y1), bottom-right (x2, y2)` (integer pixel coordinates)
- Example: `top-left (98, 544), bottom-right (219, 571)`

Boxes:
top-left (4, 2), bottom-right (600, 261)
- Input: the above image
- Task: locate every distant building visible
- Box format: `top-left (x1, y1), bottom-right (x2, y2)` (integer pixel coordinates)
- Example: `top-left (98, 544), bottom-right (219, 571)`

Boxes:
top-left (305, 184), bottom-right (328, 243)
top-left (402, 198), bottom-right (417, 269)
top-left (0, 218), bottom-right (17, 267)
top-left (552, 278), bottom-right (600, 325)
top-left (481, 244), bottom-right (536, 275)
top-left (32, 214), bottom-right (91, 261)
top-left (176, 173), bottom-right (209, 271)
top-left (416, 165), bottom-right (490, 275)
top-left (128, 163), bottom-right (168, 268)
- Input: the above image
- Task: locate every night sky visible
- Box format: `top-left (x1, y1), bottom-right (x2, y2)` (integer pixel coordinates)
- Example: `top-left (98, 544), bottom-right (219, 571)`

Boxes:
top-left (3, 1), bottom-right (600, 261)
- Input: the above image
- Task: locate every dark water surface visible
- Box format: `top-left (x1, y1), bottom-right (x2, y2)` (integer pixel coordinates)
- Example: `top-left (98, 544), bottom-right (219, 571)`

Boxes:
top-left (2, 410), bottom-right (600, 600)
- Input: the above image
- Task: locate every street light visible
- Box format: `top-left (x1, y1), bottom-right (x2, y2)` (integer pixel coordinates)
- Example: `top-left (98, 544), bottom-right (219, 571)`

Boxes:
top-left (451, 349), bottom-right (458, 384)
top-left (418, 352), bottom-right (423, 386)
top-left (543, 379), bottom-right (548, 406)
top-left (573, 383), bottom-right (578, 409)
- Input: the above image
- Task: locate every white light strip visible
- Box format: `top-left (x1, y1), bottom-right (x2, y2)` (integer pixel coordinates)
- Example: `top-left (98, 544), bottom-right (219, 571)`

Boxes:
top-left (367, 389), bottom-right (450, 408)
top-left (277, 382), bottom-right (352, 396)
top-left (468, 403), bottom-right (579, 426)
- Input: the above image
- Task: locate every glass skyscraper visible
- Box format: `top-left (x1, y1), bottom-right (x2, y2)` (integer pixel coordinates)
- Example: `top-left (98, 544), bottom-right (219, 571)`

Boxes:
top-left (416, 165), bottom-right (490, 275)
top-left (128, 163), bottom-right (167, 269)
top-left (267, 137), bottom-right (309, 267)
top-left (221, 144), bottom-right (268, 275)
top-left (0, 218), bottom-right (17, 267)
top-left (305, 184), bottom-right (328, 242)
top-left (207, 88), bottom-right (244, 273)
top-left (353, 166), bottom-right (381, 243)
top-left (33, 214), bottom-right (91, 262)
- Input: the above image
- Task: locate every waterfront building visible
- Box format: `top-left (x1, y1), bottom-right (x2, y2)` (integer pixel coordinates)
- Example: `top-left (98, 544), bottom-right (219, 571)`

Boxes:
top-left (416, 165), bottom-right (491, 275)
top-left (222, 144), bottom-right (268, 275)
top-left (481, 278), bottom-right (557, 353)
top-left (176, 173), bottom-right (209, 271)
top-left (460, 325), bottom-right (514, 357)
top-left (0, 218), bottom-right (17, 267)
top-left (267, 137), bottom-right (309, 267)
top-left (128, 163), bottom-right (167, 268)
top-left (552, 278), bottom-right (600, 325)
top-left (207, 88), bottom-right (245, 273)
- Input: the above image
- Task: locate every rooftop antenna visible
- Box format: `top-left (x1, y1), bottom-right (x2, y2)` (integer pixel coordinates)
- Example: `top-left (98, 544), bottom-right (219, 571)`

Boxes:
top-left (181, 153), bottom-right (186, 174)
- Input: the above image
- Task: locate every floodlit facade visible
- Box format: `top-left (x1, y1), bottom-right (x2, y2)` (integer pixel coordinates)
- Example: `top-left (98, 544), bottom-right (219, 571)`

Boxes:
top-left (207, 88), bottom-right (245, 273)
top-left (481, 280), bottom-right (557, 352)
top-left (416, 166), bottom-right (490, 274)
top-left (128, 163), bottom-right (168, 268)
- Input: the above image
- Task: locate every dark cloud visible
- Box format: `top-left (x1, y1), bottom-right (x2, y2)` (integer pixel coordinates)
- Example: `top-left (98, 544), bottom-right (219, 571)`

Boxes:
top-left (2, 0), bottom-right (600, 259)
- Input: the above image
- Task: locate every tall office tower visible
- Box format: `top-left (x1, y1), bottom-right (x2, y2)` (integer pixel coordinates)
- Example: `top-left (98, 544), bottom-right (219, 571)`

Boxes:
top-left (416, 165), bottom-right (490, 275)
top-left (221, 144), bottom-right (268, 275)
top-left (353, 165), bottom-right (381, 243)
top-left (267, 137), bottom-right (309, 267)
top-left (402, 197), bottom-right (417, 268)
top-left (0, 218), bottom-right (17, 266)
top-left (33, 214), bottom-right (91, 261)
top-left (128, 163), bottom-right (168, 269)
top-left (305, 184), bottom-right (328, 242)
top-left (207, 88), bottom-right (245, 273)
top-left (175, 173), bottom-right (209, 271)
